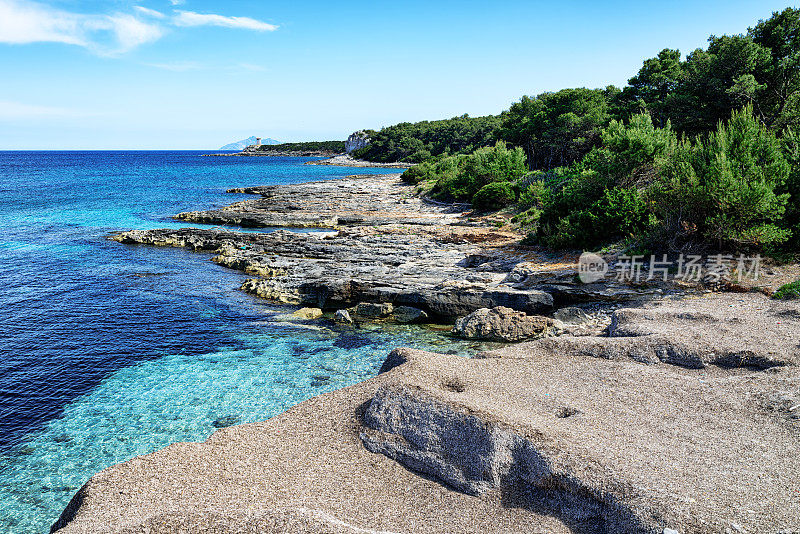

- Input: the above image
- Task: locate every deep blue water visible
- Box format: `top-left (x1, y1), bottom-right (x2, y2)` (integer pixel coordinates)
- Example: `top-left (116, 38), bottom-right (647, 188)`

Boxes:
top-left (0, 152), bottom-right (482, 532)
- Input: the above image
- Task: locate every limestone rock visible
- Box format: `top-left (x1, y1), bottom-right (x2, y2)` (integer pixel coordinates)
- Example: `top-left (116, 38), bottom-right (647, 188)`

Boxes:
top-left (52, 306), bottom-right (800, 533)
top-left (293, 307), bottom-right (323, 320)
top-left (354, 302), bottom-right (394, 318)
top-left (452, 306), bottom-right (554, 342)
top-left (392, 306), bottom-right (428, 324)
top-left (553, 306), bottom-right (591, 325)
top-left (360, 348), bottom-right (800, 533)
top-left (345, 131), bottom-right (371, 154)
top-left (484, 293), bottom-right (800, 370)
top-left (52, 351), bottom-right (574, 534)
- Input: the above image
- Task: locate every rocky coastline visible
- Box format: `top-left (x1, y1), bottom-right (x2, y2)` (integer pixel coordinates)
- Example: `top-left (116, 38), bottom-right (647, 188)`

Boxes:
top-left (304, 154), bottom-right (414, 168)
top-left (204, 146), bottom-right (413, 167)
top-left (203, 148), bottom-right (340, 157)
top-left (53, 172), bottom-right (800, 533)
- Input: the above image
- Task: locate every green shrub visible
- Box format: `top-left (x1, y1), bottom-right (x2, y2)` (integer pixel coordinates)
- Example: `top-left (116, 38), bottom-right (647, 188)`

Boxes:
top-left (651, 106), bottom-right (791, 247)
top-left (531, 114), bottom-right (678, 249)
top-left (780, 127), bottom-right (800, 249)
top-left (538, 186), bottom-right (654, 249)
top-left (588, 113), bottom-right (677, 183)
top-left (401, 163), bottom-right (431, 184)
top-left (472, 182), bottom-right (517, 211)
top-left (511, 207), bottom-right (542, 229)
top-left (773, 279), bottom-right (800, 299)
top-left (431, 142), bottom-right (527, 201)
top-left (516, 176), bottom-right (548, 209)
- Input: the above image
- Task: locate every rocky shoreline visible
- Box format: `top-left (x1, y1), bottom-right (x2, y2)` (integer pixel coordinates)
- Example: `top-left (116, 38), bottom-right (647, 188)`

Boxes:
top-left (53, 173), bottom-right (800, 533)
top-left (304, 154), bottom-right (414, 168)
top-left (203, 147), bottom-right (413, 167)
top-left (203, 149), bottom-right (339, 157)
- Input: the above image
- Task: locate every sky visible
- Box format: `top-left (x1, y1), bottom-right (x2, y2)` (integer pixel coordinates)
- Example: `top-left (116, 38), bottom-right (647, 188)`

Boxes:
top-left (0, 0), bottom-right (798, 149)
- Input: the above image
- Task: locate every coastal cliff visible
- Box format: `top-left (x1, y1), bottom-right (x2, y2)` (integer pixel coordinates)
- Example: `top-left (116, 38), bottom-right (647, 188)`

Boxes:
top-left (53, 172), bottom-right (800, 533)
top-left (345, 131), bottom-right (371, 154)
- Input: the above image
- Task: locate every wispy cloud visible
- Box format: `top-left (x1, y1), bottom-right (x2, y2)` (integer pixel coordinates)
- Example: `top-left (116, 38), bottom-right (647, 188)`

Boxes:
top-left (0, 0), bottom-right (163, 55)
top-left (133, 6), bottom-right (165, 19)
top-left (0, 1), bottom-right (278, 56)
top-left (0, 100), bottom-right (88, 119)
top-left (168, 0), bottom-right (185, 5)
top-left (173, 11), bottom-right (277, 31)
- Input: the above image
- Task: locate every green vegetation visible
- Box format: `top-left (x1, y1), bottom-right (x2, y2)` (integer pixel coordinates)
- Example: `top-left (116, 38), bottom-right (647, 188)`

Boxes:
top-left (390, 7), bottom-right (800, 253)
top-left (773, 280), bottom-right (800, 299)
top-left (472, 182), bottom-right (517, 211)
top-left (616, 9), bottom-right (800, 137)
top-left (352, 114), bottom-right (501, 163)
top-left (534, 113), bottom-right (671, 248)
top-left (496, 87), bottom-right (616, 170)
top-left (256, 141), bottom-right (345, 153)
top-left (401, 142), bottom-right (527, 207)
top-left (652, 107), bottom-right (790, 248)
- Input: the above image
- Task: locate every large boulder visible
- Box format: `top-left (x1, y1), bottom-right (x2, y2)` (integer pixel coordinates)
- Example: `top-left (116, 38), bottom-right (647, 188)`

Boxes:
top-left (452, 306), bottom-right (554, 342)
top-left (355, 302), bottom-right (394, 318)
top-left (553, 306), bottom-right (592, 325)
top-left (393, 306), bottom-right (428, 324)
top-left (292, 307), bottom-right (323, 320)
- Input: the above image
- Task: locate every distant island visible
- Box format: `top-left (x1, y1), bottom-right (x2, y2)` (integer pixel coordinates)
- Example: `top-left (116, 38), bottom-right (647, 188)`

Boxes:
top-left (219, 136), bottom-right (280, 151)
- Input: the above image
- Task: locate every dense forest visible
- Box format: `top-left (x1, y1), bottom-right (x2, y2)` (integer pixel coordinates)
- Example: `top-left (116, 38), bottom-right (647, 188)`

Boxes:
top-left (388, 7), bottom-right (800, 254)
top-left (351, 115), bottom-right (501, 163)
top-left (255, 141), bottom-right (345, 153)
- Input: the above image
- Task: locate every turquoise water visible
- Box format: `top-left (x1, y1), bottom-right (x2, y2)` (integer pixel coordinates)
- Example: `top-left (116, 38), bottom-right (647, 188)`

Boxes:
top-left (0, 152), bottom-right (483, 532)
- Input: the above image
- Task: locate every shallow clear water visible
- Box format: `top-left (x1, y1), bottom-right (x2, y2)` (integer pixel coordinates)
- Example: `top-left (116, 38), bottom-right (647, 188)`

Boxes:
top-left (0, 152), bottom-right (485, 532)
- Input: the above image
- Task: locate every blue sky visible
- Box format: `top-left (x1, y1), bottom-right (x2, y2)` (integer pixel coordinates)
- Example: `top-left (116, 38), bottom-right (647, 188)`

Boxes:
top-left (0, 0), bottom-right (797, 149)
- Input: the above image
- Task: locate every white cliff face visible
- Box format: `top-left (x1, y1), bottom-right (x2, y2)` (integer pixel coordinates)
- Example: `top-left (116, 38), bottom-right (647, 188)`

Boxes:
top-left (345, 131), bottom-right (371, 153)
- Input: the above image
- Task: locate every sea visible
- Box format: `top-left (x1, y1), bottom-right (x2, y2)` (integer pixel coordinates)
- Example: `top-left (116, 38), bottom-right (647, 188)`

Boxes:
top-left (0, 151), bottom-right (479, 532)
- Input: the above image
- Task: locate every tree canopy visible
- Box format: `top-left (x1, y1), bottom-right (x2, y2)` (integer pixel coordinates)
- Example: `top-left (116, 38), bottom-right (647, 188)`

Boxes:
top-left (352, 114), bottom-right (501, 163)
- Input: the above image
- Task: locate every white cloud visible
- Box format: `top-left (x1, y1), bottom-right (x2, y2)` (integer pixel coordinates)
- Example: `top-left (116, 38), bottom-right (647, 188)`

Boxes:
top-left (92, 14), bottom-right (163, 53)
top-left (133, 6), bottom-right (165, 19)
top-left (168, 0), bottom-right (185, 5)
top-left (0, 0), bottom-right (85, 46)
top-left (0, 1), bottom-right (278, 57)
top-left (0, 0), bottom-right (163, 55)
top-left (0, 100), bottom-right (87, 119)
top-left (173, 11), bottom-right (277, 31)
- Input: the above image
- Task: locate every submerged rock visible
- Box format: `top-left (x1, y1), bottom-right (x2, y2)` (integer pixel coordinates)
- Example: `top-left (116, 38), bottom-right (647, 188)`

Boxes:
top-left (354, 302), bottom-right (394, 318)
top-left (211, 415), bottom-right (239, 429)
top-left (333, 309), bottom-right (353, 324)
top-left (452, 306), bottom-right (554, 342)
top-left (392, 305), bottom-right (428, 324)
top-left (293, 307), bottom-right (323, 320)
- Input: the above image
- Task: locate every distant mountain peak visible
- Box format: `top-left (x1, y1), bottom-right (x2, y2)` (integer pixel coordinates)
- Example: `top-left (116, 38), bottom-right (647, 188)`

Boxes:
top-left (219, 136), bottom-right (280, 151)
